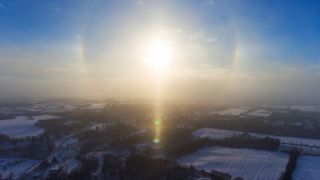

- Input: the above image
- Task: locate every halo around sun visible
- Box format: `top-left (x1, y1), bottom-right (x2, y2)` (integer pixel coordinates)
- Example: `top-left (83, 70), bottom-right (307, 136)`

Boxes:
top-left (145, 38), bottom-right (172, 72)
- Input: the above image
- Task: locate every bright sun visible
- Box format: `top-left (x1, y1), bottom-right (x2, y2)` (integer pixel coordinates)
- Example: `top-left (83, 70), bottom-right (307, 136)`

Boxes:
top-left (146, 39), bottom-right (172, 72)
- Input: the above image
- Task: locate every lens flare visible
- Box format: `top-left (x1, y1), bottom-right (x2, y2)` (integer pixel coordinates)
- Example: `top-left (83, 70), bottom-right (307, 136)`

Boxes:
top-left (153, 118), bottom-right (161, 144)
top-left (154, 119), bottom-right (161, 126)
top-left (153, 137), bottom-right (160, 144)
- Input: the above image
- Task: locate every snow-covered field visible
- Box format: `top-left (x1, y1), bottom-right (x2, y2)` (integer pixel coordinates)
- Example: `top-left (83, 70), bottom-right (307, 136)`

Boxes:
top-left (251, 133), bottom-right (320, 147)
top-left (193, 128), bottom-right (240, 139)
top-left (209, 105), bottom-right (320, 116)
top-left (193, 128), bottom-right (320, 147)
top-left (212, 107), bottom-right (251, 116)
top-left (0, 108), bottom-right (10, 114)
top-left (15, 101), bottom-right (108, 113)
top-left (88, 123), bottom-right (106, 130)
top-left (177, 146), bottom-right (288, 180)
top-left (19, 102), bottom-right (75, 113)
top-left (290, 105), bottom-right (320, 113)
top-left (83, 103), bottom-right (106, 111)
top-left (0, 115), bottom-right (60, 138)
top-left (0, 158), bottom-right (39, 179)
top-left (247, 109), bottom-right (272, 117)
top-left (293, 155), bottom-right (320, 180)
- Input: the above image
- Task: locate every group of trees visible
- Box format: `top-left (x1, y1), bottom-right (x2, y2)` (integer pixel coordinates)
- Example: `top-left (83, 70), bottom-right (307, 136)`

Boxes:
top-left (281, 150), bottom-right (300, 180)
top-left (0, 133), bottom-right (10, 143)
top-left (0, 133), bottom-right (54, 159)
top-left (192, 112), bottom-right (320, 139)
top-left (78, 123), bottom-right (140, 155)
top-left (35, 119), bottom-right (71, 135)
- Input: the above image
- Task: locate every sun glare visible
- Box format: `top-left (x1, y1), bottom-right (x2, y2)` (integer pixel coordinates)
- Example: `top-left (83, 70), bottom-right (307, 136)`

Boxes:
top-left (146, 39), bottom-right (172, 72)
top-left (145, 38), bottom-right (172, 145)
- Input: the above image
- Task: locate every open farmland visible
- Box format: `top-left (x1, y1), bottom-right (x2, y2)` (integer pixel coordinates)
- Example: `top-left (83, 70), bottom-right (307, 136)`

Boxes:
top-left (0, 115), bottom-right (60, 138)
top-left (177, 146), bottom-right (289, 180)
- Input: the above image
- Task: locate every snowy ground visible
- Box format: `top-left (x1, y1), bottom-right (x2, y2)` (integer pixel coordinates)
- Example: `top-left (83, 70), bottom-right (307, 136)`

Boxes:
top-left (193, 128), bottom-right (320, 147)
top-left (0, 108), bottom-right (10, 114)
top-left (290, 105), bottom-right (320, 113)
top-left (193, 128), bottom-right (241, 139)
top-left (293, 155), bottom-right (320, 180)
top-left (51, 137), bottom-right (80, 174)
top-left (177, 146), bottom-right (289, 180)
top-left (14, 101), bottom-right (109, 113)
top-left (210, 105), bottom-right (320, 116)
top-left (0, 115), bottom-right (60, 138)
top-left (88, 123), bottom-right (106, 130)
top-left (246, 109), bottom-right (272, 117)
top-left (211, 107), bottom-right (252, 116)
top-left (18, 102), bottom-right (75, 113)
top-left (83, 103), bottom-right (106, 111)
top-left (0, 158), bottom-right (39, 179)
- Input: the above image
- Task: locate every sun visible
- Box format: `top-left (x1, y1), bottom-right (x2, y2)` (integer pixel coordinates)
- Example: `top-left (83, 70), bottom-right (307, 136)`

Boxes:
top-left (145, 38), bottom-right (172, 72)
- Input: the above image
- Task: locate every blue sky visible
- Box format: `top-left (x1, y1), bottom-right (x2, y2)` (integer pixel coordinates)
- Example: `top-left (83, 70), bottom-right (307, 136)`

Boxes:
top-left (1, 0), bottom-right (319, 61)
top-left (1, 0), bottom-right (319, 60)
top-left (1, 0), bottom-right (320, 104)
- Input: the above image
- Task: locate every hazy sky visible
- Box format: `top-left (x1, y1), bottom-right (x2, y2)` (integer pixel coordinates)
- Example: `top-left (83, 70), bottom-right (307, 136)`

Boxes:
top-left (1, 0), bottom-right (320, 105)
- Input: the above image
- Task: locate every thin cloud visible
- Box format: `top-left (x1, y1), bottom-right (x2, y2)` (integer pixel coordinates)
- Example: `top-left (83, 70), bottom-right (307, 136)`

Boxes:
top-left (135, 0), bottom-right (144, 6)
top-left (206, 37), bottom-right (217, 43)
top-left (203, 0), bottom-right (216, 6)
